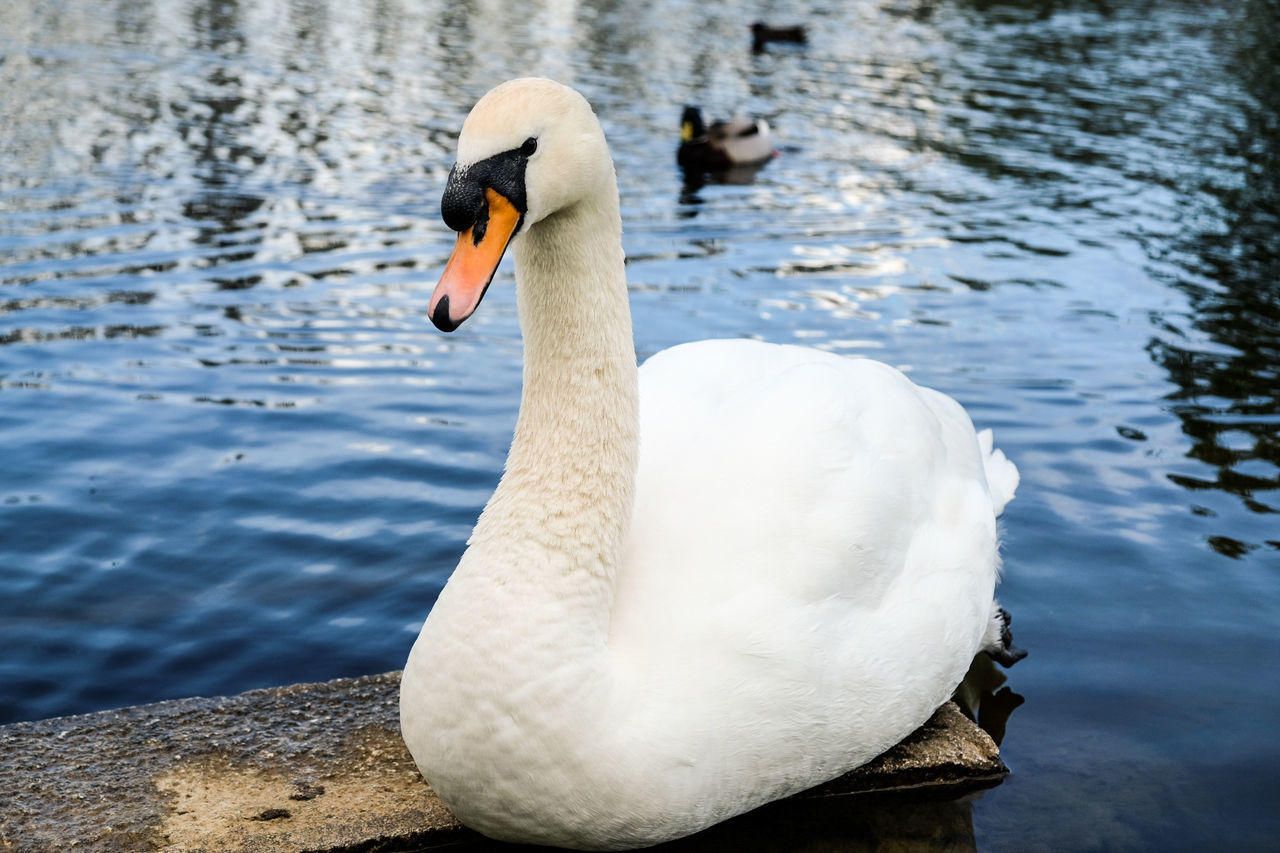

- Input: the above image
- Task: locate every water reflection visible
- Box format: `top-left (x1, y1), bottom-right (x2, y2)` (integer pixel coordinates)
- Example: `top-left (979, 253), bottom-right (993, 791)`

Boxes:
top-left (678, 159), bottom-right (774, 215)
top-left (881, 0), bottom-right (1280, 554)
top-left (1146, 0), bottom-right (1280, 554)
top-left (631, 793), bottom-right (984, 853)
top-left (953, 655), bottom-right (1025, 748)
top-left (2, 0), bottom-right (1279, 847)
top-left (454, 791), bottom-right (985, 853)
top-left (182, 0), bottom-right (278, 290)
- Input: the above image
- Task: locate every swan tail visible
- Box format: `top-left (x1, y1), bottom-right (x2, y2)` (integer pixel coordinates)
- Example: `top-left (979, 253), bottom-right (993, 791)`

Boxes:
top-left (977, 428), bottom-right (1019, 517)
top-left (983, 603), bottom-right (1028, 667)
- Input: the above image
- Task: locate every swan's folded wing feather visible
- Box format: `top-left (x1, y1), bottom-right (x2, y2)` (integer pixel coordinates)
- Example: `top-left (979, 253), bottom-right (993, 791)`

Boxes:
top-left (615, 338), bottom-right (1001, 645)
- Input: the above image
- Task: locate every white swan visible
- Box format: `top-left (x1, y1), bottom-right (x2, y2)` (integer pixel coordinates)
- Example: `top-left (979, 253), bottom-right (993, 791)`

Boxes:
top-left (400, 78), bottom-right (1024, 851)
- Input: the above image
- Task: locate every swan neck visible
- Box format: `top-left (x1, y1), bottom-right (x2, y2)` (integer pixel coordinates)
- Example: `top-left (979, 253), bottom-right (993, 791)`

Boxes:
top-left (468, 193), bottom-right (637, 607)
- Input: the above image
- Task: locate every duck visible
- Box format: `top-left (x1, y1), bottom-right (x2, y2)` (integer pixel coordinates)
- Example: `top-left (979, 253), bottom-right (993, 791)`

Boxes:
top-left (677, 105), bottom-right (774, 171)
top-left (400, 78), bottom-right (1025, 851)
top-left (750, 21), bottom-right (808, 52)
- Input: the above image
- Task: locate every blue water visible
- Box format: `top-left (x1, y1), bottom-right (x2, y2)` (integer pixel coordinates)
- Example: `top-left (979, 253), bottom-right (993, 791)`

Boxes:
top-left (2, 0), bottom-right (1277, 849)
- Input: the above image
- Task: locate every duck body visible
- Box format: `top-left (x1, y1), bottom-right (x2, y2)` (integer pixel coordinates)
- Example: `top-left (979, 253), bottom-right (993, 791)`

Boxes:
top-left (401, 78), bottom-right (1022, 851)
top-left (678, 106), bottom-right (773, 170)
top-left (750, 21), bottom-right (808, 52)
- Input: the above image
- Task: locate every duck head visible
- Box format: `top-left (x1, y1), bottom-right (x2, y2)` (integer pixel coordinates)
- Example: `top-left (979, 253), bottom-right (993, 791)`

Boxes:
top-left (680, 106), bottom-right (707, 143)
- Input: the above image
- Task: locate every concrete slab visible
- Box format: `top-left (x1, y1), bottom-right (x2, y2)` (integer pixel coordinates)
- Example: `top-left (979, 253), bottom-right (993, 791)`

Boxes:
top-left (0, 672), bottom-right (1006, 852)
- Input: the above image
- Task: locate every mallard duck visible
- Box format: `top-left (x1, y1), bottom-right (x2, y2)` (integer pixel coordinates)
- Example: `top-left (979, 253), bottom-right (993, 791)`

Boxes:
top-left (401, 78), bottom-right (1025, 851)
top-left (751, 21), bottom-right (808, 52)
top-left (677, 105), bottom-right (774, 170)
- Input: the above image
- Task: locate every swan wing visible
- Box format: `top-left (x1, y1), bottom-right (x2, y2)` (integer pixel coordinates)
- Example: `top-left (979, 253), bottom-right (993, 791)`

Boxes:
top-left (610, 339), bottom-right (1011, 769)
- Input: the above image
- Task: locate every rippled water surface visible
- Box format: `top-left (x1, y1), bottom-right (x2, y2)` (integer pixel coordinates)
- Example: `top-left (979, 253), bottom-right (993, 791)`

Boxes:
top-left (2, 0), bottom-right (1278, 849)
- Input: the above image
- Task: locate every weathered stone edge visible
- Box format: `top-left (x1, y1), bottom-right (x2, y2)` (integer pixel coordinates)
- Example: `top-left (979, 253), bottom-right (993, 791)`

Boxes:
top-left (0, 672), bottom-right (1005, 852)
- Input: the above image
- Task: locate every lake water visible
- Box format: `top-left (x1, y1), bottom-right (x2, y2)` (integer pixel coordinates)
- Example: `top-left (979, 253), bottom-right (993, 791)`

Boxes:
top-left (2, 0), bottom-right (1277, 849)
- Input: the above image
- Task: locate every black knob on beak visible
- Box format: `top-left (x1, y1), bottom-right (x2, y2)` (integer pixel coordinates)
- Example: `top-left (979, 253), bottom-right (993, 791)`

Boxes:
top-left (441, 164), bottom-right (486, 234)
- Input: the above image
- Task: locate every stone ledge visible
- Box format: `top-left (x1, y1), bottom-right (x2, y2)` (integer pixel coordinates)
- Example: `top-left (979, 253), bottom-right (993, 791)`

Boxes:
top-left (0, 672), bottom-right (1005, 852)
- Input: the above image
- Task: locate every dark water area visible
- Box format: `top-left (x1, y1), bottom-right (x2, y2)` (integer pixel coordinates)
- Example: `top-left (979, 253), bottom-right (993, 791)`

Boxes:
top-left (2, 0), bottom-right (1278, 849)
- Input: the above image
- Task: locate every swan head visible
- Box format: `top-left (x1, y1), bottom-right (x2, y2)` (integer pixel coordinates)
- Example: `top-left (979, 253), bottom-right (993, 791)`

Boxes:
top-left (428, 78), bottom-right (612, 332)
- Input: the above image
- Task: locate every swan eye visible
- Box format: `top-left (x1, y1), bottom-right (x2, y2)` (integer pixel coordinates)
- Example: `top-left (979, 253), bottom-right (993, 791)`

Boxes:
top-left (520, 137), bottom-right (538, 157)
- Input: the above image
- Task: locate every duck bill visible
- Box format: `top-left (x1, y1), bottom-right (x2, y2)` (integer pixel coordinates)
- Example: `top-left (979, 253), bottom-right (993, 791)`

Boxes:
top-left (428, 188), bottom-right (522, 332)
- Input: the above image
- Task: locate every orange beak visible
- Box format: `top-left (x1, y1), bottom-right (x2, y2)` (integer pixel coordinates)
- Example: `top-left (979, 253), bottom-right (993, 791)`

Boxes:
top-left (428, 188), bottom-right (522, 332)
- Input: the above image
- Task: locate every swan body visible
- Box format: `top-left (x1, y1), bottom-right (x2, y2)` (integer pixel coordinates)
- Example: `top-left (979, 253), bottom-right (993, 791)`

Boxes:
top-left (401, 78), bottom-right (1022, 851)
top-left (678, 106), bottom-right (774, 170)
